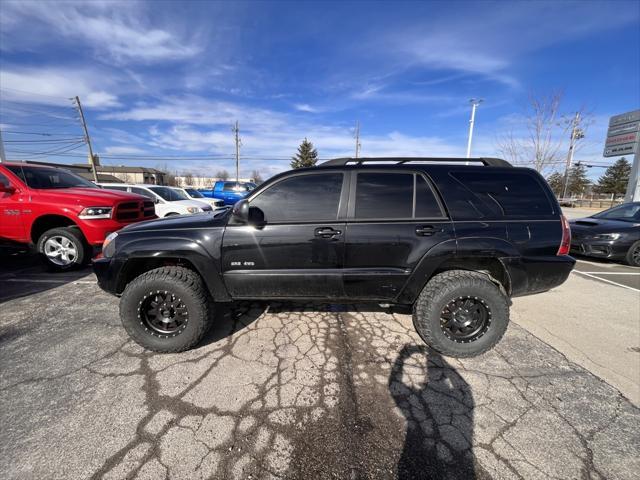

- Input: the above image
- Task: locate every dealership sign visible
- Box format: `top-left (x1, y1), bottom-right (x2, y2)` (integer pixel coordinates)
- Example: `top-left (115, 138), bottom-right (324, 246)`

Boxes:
top-left (604, 109), bottom-right (640, 157)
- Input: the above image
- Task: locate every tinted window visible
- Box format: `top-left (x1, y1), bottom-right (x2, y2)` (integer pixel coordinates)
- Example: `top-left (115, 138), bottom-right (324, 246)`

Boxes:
top-left (223, 182), bottom-right (252, 192)
top-left (415, 175), bottom-right (444, 218)
top-left (130, 187), bottom-right (155, 199)
top-left (250, 173), bottom-right (343, 223)
top-left (185, 188), bottom-right (204, 198)
top-left (355, 173), bottom-right (413, 219)
top-left (102, 185), bottom-right (128, 191)
top-left (6, 165), bottom-right (96, 189)
top-left (451, 171), bottom-right (553, 216)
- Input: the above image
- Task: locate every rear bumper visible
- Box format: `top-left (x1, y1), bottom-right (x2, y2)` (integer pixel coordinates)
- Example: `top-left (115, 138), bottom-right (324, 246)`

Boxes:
top-left (503, 255), bottom-right (575, 297)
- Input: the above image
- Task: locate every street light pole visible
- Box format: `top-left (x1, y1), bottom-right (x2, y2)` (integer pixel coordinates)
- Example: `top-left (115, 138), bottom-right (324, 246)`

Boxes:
top-left (466, 98), bottom-right (483, 159)
top-left (562, 112), bottom-right (583, 200)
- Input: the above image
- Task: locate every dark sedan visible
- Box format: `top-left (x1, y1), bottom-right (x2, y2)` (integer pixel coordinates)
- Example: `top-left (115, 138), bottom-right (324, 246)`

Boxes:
top-left (570, 202), bottom-right (640, 266)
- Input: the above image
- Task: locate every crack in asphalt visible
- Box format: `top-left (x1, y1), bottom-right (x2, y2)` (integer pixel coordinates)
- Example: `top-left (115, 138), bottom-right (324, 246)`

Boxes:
top-left (1, 281), bottom-right (639, 479)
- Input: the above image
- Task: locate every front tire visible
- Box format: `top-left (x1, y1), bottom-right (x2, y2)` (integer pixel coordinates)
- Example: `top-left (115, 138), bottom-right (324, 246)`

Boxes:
top-left (36, 227), bottom-right (88, 271)
top-left (119, 266), bottom-right (212, 352)
top-left (625, 241), bottom-right (640, 267)
top-left (413, 270), bottom-right (509, 358)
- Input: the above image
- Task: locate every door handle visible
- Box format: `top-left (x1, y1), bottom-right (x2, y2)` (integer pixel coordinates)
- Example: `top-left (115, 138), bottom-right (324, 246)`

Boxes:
top-left (415, 225), bottom-right (442, 236)
top-left (314, 227), bottom-right (341, 238)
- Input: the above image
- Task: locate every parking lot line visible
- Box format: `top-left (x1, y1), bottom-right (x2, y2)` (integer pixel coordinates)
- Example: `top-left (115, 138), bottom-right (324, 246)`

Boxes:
top-left (579, 272), bottom-right (640, 275)
top-left (572, 270), bottom-right (640, 292)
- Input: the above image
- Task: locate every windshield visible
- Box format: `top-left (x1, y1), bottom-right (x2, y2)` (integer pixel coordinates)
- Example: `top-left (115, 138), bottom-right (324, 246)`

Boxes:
top-left (6, 165), bottom-right (97, 189)
top-left (592, 203), bottom-right (640, 222)
top-left (185, 188), bottom-right (204, 198)
top-left (149, 186), bottom-right (189, 201)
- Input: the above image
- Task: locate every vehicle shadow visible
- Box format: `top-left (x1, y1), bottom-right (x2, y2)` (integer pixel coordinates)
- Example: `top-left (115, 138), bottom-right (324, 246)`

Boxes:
top-left (0, 249), bottom-right (93, 304)
top-left (389, 344), bottom-right (479, 479)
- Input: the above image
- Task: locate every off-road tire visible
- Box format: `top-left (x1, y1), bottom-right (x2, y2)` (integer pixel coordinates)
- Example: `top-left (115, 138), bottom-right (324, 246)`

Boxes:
top-left (625, 241), bottom-right (640, 267)
top-left (119, 266), bottom-right (212, 352)
top-left (36, 226), bottom-right (88, 271)
top-left (413, 270), bottom-right (509, 358)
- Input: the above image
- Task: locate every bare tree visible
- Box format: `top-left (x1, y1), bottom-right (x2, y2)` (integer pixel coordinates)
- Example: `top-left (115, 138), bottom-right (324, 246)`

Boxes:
top-left (184, 172), bottom-right (194, 186)
top-left (216, 169), bottom-right (230, 180)
top-left (497, 90), bottom-right (567, 173)
top-left (251, 169), bottom-right (263, 185)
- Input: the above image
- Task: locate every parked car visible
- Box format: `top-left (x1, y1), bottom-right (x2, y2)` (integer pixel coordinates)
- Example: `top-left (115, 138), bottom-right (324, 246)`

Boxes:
top-left (170, 187), bottom-right (226, 210)
top-left (0, 162), bottom-right (156, 270)
top-left (570, 202), bottom-right (640, 266)
top-left (199, 181), bottom-right (256, 205)
top-left (97, 183), bottom-right (213, 217)
top-left (94, 157), bottom-right (574, 357)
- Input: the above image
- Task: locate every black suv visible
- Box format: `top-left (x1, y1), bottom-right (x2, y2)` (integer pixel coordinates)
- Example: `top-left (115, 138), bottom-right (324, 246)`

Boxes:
top-left (94, 158), bottom-right (574, 357)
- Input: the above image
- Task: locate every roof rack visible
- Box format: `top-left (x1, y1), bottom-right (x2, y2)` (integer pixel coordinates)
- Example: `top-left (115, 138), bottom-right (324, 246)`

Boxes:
top-left (319, 157), bottom-right (512, 168)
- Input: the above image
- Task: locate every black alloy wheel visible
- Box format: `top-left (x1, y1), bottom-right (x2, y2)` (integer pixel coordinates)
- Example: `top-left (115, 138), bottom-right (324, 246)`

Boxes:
top-left (440, 296), bottom-right (491, 343)
top-left (139, 290), bottom-right (189, 335)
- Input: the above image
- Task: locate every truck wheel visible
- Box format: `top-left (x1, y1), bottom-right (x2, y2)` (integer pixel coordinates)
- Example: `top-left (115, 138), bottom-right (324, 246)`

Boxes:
top-left (413, 270), bottom-right (509, 358)
top-left (119, 266), bottom-right (212, 352)
top-left (37, 227), bottom-right (88, 271)
top-left (625, 241), bottom-right (640, 267)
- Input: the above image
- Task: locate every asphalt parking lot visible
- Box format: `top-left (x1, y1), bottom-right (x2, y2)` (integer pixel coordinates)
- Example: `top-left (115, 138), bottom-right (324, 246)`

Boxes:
top-left (1, 250), bottom-right (639, 479)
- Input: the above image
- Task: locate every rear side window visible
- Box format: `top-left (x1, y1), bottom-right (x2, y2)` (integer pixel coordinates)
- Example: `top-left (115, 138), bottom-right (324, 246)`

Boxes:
top-left (354, 172), bottom-right (444, 219)
top-left (250, 173), bottom-right (343, 223)
top-left (451, 171), bottom-right (553, 216)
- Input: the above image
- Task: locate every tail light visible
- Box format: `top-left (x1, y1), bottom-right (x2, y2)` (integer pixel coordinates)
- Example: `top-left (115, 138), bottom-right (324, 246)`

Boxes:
top-left (557, 215), bottom-right (571, 256)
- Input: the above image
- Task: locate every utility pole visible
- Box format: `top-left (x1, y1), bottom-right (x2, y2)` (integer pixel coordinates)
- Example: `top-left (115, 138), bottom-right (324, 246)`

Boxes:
top-left (466, 99), bottom-right (483, 159)
top-left (0, 128), bottom-right (6, 163)
top-left (232, 121), bottom-right (240, 183)
top-left (562, 112), bottom-right (584, 200)
top-left (354, 120), bottom-right (361, 158)
top-left (74, 96), bottom-right (98, 183)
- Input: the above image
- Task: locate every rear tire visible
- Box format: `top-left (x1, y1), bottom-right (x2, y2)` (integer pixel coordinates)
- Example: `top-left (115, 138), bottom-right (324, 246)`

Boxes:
top-left (119, 266), bottom-right (212, 352)
top-left (36, 227), bottom-right (88, 271)
top-left (625, 241), bottom-right (640, 267)
top-left (413, 270), bottom-right (509, 358)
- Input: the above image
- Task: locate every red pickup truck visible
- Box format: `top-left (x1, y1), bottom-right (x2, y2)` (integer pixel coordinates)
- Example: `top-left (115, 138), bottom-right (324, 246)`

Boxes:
top-left (0, 162), bottom-right (156, 270)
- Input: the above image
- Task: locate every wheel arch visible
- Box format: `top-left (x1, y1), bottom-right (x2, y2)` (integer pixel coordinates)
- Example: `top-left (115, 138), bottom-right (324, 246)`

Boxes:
top-left (396, 237), bottom-right (517, 304)
top-left (113, 238), bottom-right (231, 301)
top-left (30, 214), bottom-right (85, 244)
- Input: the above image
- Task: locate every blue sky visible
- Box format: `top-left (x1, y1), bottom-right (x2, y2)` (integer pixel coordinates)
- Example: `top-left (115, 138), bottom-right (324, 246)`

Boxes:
top-left (0, 0), bottom-right (639, 179)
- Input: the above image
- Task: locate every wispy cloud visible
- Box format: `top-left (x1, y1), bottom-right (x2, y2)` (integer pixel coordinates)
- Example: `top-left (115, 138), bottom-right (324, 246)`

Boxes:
top-left (293, 103), bottom-right (319, 113)
top-left (0, 67), bottom-right (120, 108)
top-left (0, 1), bottom-right (202, 64)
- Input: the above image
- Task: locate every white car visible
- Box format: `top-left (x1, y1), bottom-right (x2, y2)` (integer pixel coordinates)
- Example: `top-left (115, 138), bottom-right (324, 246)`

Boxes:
top-left (97, 183), bottom-right (212, 217)
top-left (171, 187), bottom-right (226, 210)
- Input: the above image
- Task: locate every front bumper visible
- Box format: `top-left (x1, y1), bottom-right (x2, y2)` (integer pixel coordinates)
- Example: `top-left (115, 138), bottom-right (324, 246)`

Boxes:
top-left (93, 256), bottom-right (118, 295)
top-left (570, 240), bottom-right (630, 260)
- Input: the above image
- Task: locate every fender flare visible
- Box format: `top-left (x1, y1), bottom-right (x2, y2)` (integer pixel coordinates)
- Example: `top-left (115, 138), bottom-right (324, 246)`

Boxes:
top-left (396, 237), bottom-right (519, 304)
top-left (114, 235), bottom-right (231, 301)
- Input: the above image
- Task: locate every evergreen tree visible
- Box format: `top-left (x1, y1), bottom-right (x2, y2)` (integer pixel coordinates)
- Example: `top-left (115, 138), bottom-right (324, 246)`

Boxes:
top-left (546, 171), bottom-right (564, 197)
top-left (567, 163), bottom-right (590, 196)
top-left (596, 157), bottom-right (631, 195)
top-left (291, 138), bottom-right (318, 169)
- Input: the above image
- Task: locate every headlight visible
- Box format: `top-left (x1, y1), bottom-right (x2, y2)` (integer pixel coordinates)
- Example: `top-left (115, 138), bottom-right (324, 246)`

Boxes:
top-left (79, 206), bottom-right (113, 219)
top-left (102, 231), bottom-right (118, 258)
top-left (593, 233), bottom-right (622, 240)
top-left (186, 207), bottom-right (199, 213)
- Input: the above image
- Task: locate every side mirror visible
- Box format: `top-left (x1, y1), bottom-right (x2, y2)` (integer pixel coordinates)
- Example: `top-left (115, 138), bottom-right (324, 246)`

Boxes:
top-left (0, 184), bottom-right (16, 194)
top-left (231, 199), bottom-right (249, 223)
top-left (154, 197), bottom-right (161, 204)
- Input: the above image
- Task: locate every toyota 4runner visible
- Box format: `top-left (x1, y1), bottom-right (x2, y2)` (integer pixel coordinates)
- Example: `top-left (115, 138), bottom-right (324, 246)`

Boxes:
top-left (93, 157), bottom-right (575, 357)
